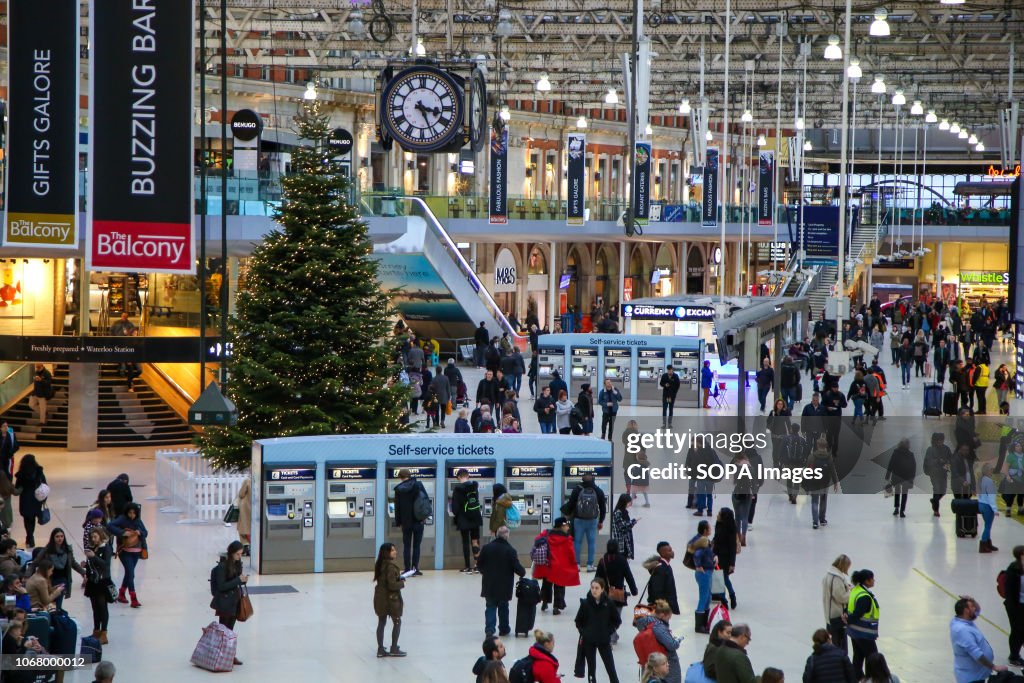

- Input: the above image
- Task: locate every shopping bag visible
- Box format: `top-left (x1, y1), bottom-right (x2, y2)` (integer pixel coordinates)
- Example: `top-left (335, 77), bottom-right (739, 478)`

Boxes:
top-left (708, 602), bottom-right (731, 631)
top-left (190, 622), bottom-right (237, 672)
top-left (710, 567), bottom-right (726, 595)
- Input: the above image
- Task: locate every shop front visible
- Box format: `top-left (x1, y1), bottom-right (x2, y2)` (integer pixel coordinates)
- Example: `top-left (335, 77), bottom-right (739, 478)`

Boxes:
top-left (957, 270), bottom-right (1008, 308)
top-left (492, 248), bottom-right (519, 321)
top-left (525, 246), bottom-right (548, 330)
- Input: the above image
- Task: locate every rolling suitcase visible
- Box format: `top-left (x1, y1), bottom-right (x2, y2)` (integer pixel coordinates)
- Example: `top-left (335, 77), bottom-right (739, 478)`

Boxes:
top-left (943, 391), bottom-right (959, 416)
top-left (923, 384), bottom-right (943, 417)
top-left (24, 611), bottom-right (51, 650)
top-left (951, 498), bottom-right (979, 538)
top-left (514, 578), bottom-right (540, 637)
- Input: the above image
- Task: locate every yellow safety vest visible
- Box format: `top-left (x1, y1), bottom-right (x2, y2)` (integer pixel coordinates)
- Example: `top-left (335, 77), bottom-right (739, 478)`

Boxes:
top-left (847, 585), bottom-right (879, 639)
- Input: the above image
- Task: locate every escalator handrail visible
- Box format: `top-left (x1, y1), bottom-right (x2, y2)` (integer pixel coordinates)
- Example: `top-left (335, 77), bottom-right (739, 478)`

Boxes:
top-left (396, 196), bottom-right (528, 343)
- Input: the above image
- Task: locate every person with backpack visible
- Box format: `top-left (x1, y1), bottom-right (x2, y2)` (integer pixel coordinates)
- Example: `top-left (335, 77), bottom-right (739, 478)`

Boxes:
top-left (477, 526), bottom-right (526, 638)
top-left (594, 539), bottom-right (637, 644)
top-left (372, 542), bottom-right (406, 658)
top-left (393, 469), bottom-right (429, 576)
top-left (999, 545), bottom-right (1024, 667)
top-left (532, 517), bottom-right (579, 615)
top-left (573, 578), bottom-right (621, 683)
top-left (209, 540), bottom-right (248, 665)
top-left (802, 628), bottom-right (857, 683)
top-left (563, 473), bottom-right (607, 572)
top-left (598, 379), bottom-right (623, 441)
top-left (780, 357), bottom-right (800, 410)
top-left (515, 629), bottom-right (560, 683)
top-left (634, 600), bottom-right (682, 683)
top-left (14, 454), bottom-right (46, 548)
top-left (490, 484), bottom-right (514, 536)
top-left (452, 469), bottom-right (484, 574)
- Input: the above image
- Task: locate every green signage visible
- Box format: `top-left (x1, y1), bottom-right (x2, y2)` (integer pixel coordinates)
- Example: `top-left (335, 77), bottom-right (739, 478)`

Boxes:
top-left (959, 271), bottom-right (1009, 285)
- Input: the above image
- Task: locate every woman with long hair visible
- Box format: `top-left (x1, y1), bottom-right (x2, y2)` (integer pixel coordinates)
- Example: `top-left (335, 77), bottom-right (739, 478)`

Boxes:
top-left (847, 570), bottom-right (880, 679)
top-left (91, 489), bottom-right (114, 523)
top-left (573, 578), bottom-right (621, 683)
top-left (479, 660), bottom-right (510, 683)
top-left (641, 652), bottom-right (670, 683)
top-left (823, 554), bottom-right (853, 653)
top-left (609, 493), bottom-right (637, 560)
top-left (107, 502), bottom-right (148, 607)
top-left (42, 527), bottom-right (85, 610)
top-left (634, 600), bottom-right (682, 683)
top-left (712, 507), bottom-right (740, 609)
top-left (13, 454), bottom-right (46, 548)
top-left (594, 539), bottom-right (637, 644)
top-left (209, 540), bottom-right (248, 665)
top-left (803, 628), bottom-right (856, 683)
top-left (702, 619), bottom-right (733, 680)
top-left (373, 542), bottom-right (406, 658)
top-left (83, 527), bottom-right (113, 645)
top-left (861, 652), bottom-right (900, 683)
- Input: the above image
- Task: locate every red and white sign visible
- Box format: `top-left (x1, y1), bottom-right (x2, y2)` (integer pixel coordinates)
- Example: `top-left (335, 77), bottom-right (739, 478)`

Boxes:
top-left (89, 220), bottom-right (193, 273)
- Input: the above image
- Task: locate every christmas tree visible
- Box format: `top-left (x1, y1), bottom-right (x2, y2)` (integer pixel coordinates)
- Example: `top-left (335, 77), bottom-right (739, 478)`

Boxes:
top-left (199, 100), bottom-right (407, 471)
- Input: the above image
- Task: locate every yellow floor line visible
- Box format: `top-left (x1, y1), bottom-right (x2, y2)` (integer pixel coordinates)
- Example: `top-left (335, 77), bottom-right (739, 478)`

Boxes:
top-left (913, 567), bottom-right (1009, 636)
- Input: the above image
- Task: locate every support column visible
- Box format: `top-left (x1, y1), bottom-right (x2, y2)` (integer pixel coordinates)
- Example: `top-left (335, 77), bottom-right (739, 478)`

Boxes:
top-left (618, 243), bottom-right (626, 303)
top-left (228, 257), bottom-right (240, 316)
top-left (69, 261), bottom-right (98, 451)
top-left (736, 352), bottom-right (746, 420)
top-left (935, 242), bottom-right (943, 302)
top-left (772, 328), bottom-right (783, 398)
top-left (679, 241), bottom-right (687, 294)
top-left (548, 242), bottom-right (557, 332)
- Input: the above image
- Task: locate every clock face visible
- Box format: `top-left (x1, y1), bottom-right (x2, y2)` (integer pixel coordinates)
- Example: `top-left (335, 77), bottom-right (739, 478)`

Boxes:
top-left (470, 70), bottom-right (487, 153)
top-left (382, 67), bottom-right (464, 152)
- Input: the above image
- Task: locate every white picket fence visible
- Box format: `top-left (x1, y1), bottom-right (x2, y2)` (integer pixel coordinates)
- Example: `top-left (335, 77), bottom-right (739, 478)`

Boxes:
top-left (150, 448), bottom-right (247, 525)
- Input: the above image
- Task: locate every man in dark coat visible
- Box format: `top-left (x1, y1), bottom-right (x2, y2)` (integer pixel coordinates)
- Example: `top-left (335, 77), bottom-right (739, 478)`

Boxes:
top-left (642, 541), bottom-right (679, 614)
top-left (476, 526), bottom-right (525, 637)
top-left (29, 364), bottom-right (53, 426)
top-left (548, 371), bottom-right (568, 402)
top-left (106, 474), bottom-right (134, 517)
top-left (451, 469), bottom-right (484, 572)
top-left (393, 469), bottom-right (429, 575)
top-left (429, 367), bottom-right (452, 428)
top-left (476, 370), bottom-right (500, 408)
top-left (474, 322), bottom-right (490, 368)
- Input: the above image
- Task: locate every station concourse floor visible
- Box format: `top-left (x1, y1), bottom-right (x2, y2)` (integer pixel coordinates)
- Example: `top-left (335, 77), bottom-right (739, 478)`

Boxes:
top-left (25, 337), bottom-right (1023, 682)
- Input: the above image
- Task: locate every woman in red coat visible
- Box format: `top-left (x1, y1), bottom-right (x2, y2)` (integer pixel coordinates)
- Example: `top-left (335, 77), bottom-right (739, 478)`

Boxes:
top-left (533, 517), bottom-right (580, 615)
top-left (528, 630), bottom-right (561, 683)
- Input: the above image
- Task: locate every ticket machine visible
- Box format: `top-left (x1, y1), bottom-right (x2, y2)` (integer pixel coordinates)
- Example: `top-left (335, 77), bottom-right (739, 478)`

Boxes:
top-left (323, 463), bottom-right (377, 572)
top-left (385, 464), bottom-right (437, 569)
top-left (602, 347), bottom-right (632, 402)
top-left (442, 462), bottom-right (496, 568)
top-left (562, 461), bottom-right (613, 541)
top-left (503, 462), bottom-right (555, 564)
top-left (569, 346), bottom-right (598, 397)
top-left (636, 349), bottom-right (665, 406)
top-left (671, 347), bottom-right (702, 408)
top-left (537, 345), bottom-right (565, 383)
top-left (261, 464), bottom-right (317, 574)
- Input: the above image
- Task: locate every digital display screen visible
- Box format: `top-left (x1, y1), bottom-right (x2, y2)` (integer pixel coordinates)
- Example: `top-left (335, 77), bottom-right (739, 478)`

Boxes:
top-left (571, 367), bottom-right (586, 378)
top-left (328, 501), bottom-right (350, 516)
top-left (559, 273), bottom-right (572, 289)
top-left (639, 370), bottom-right (652, 380)
top-left (605, 369), bottom-right (618, 378)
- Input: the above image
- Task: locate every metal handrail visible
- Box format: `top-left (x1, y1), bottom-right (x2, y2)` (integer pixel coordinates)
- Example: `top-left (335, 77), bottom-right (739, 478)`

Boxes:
top-left (0, 363), bottom-right (29, 386)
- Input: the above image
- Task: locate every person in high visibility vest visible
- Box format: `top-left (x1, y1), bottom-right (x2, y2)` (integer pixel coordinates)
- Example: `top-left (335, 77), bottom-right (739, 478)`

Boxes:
top-left (847, 569), bottom-right (879, 680)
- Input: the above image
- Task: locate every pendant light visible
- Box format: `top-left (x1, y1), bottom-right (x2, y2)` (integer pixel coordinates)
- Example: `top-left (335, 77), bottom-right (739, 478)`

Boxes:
top-left (938, 119), bottom-right (950, 130)
top-left (958, 129), bottom-right (968, 139)
top-left (679, 98), bottom-right (691, 114)
top-left (925, 110), bottom-right (938, 124)
top-left (976, 141), bottom-right (985, 151)
top-left (891, 89), bottom-right (906, 106)
top-left (576, 114), bottom-right (587, 129)
top-left (741, 109), bottom-right (753, 123)
top-left (645, 123), bottom-right (653, 136)
top-left (870, 8), bottom-right (890, 37)
top-left (804, 140), bottom-right (813, 151)
top-left (795, 117), bottom-right (805, 130)
top-left (824, 35), bottom-right (842, 60)
top-left (499, 105), bottom-right (511, 122)
top-left (871, 75), bottom-right (886, 94)
top-left (757, 133), bottom-right (767, 146)
top-left (949, 122), bottom-right (961, 134)
top-left (536, 73), bottom-right (551, 92)
top-left (847, 58), bottom-right (863, 80)
top-left (604, 89), bottom-right (619, 105)
top-left (967, 133), bottom-right (978, 145)
top-left (910, 100), bottom-right (923, 116)
top-left (705, 130), bottom-right (713, 142)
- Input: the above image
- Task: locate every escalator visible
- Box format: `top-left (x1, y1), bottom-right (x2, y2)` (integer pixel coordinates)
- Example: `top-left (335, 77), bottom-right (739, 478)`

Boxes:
top-left (367, 196), bottom-right (527, 348)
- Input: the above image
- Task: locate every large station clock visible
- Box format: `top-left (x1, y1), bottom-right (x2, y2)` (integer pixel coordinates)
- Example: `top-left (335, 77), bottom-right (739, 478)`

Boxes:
top-left (380, 65), bottom-right (465, 152)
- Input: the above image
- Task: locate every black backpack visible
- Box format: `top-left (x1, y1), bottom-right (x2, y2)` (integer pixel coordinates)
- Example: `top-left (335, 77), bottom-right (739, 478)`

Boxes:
top-left (463, 486), bottom-right (480, 513)
top-left (569, 406), bottom-right (584, 434)
top-left (575, 486), bottom-right (599, 520)
top-left (412, 485), bottom-right (433, 522)
top-left (508, 656), bottom-right (534, 683)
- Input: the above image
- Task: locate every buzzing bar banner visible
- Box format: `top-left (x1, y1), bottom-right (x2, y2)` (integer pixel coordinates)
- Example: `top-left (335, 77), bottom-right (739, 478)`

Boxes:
top-left (88, 0), bottom-right (196, 274)
top-left (489, 126), bottom-right (508, 225)
top-left (566, 133), bottom-right (586, 226)
top-left (4, 0), bottom-right (79, 249)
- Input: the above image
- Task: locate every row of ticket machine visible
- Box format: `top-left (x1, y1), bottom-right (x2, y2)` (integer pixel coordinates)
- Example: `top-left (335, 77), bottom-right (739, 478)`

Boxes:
top-left (535, 333), bottom-right (705, 409)
top-left (251, 434), bottom-right (614, 574)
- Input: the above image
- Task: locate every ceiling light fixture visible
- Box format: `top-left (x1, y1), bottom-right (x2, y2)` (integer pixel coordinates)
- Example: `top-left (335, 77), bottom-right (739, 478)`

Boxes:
top-left (706, 130), bottom-right (713, 141)
top-left (824, 35), bottom-right (842, 60)
top-left (346, 9), bottom-right (366, 39)
top-left (941, 0), bottom-right (965, 4)
top-left (847, 58), bottom-right (862, 80)
top-left (757, 133), bottom-right (767, 146)
top-left (415, 38), bottom-right (426, 56)
top-left (871, 75), bottom-right (886, 94)
top-left (910, 100), bottom-right (923, 115)
top-left (741, 109), bottom-right (753, 123)
top-left (804, 140), bottom-right (813, 151)
top-left (499, 105), bottom-right (511, 121)
top-left (495, 9), bottom-right (514, 37)
top-left (679, 98), bottom-right (691, 114)
top-left (950, 122), bottom-right (961, 134)
top-left (536, 73), bottom-right (551, 92)
top-left (968, 133), bottom-right (978, 144)
top-left (958, 129), bottom-right (968, 139)
top-left (645, 123), bottom-right (653, 135)
top-left (870, 8), bottom-right (891, 37)
top-left (938, 118), bottom-right (950, 130)
top-left (576, 114), bottom-right (587, 129)
top-left (925, 110), bottom-right (938, 123)
top-left (303, 81), bottom-right (318, 100)
top-left (795, 117), bottom-right (805, 130)
top-left (892, 89), bottom-right (906, 106)
top-left (605, 88), bottom-right (619, 105)
top-left (975, 141), bottom-right (985, 151)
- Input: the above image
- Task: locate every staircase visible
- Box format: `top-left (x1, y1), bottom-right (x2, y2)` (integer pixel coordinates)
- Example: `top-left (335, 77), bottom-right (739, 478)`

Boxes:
top-left (2, 364), bottom-right (195, 448)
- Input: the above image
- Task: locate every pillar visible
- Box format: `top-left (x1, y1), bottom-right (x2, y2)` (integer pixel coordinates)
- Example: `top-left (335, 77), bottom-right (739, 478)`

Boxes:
top-left (548, 242), bottom-right (557, 332)
top-left (618, 244), bottom-right (626, 304)
top-left (935, 241), bottom-right (943, 301)
top-left (228, 257), bottom-right (240, 316)
top-left (679, 241), bottom-right (688, 294)
top-left (772, 328), bottom-right (783, 398)
top-left (68, 262), bottom-right (98, 451)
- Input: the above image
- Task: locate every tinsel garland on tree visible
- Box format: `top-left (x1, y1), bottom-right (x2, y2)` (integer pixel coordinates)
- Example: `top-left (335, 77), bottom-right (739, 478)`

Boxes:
top-left (198, 100), bottom-right (407, 471)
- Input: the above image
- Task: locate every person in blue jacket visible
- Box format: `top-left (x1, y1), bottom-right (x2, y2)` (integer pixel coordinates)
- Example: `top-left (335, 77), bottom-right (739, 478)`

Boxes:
top-left (107, 503), bottom-right (148, 607)
top-left (598, 379), bottom-right (622, 441)
top-left (700, 361), bottom-right (714, 409)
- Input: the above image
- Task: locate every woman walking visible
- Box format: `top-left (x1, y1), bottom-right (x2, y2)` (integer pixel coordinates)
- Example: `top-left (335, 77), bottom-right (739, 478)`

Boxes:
top-left (1002, 440), bottom-right (1024, 516)
top-left (802, 628), bottom-right (856, 683)
top-left (847, 569), bottom-right (880, 679)
top-left (235, 479), bottom-right (252, 556)
top-left (609, 494), bottom-right (637, 560)
top-left (13, 454), bottom-right (46, 548)
top-left (688, 520), bottom-right (716, 633)
top-left (573, 578), bottom-right (621, 683)
top-left (923, 433), bottom-right (952, 517)
top-left (210, 540), bottom-right (248, 665)
top-left (634, 600), bottom-right (682, 683)
top-left (822, 554), bottom-right (852, 653)
top-left (978, 463), bottom-right (1000, 553)
top-left (994, 363), bottom-right (1012, 407)
top-left (533, 517), bottom-right (579, 615)
top-left (885, 439), bottom-right (916, 518)
top-left (83, 527), bottom-right (113, 645)
top-left (372, 542), bottom-right (406, 657)
top-left (107, 502), bottom-right (148, 607)
top-left (712, 508), bottom-right (740, 610)
top-left (90, 489), bottom-right (114, 523)
top-left (41, 527), bottom-right (86, 610)
top-left (594, 539), bottom-right (638, 644)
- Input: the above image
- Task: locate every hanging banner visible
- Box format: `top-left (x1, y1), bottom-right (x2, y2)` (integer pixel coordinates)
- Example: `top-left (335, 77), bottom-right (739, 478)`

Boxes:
top-left (702, 147), bottom-right (719, 228)
top-left (632, 142), bottom-right (652, 227)
top-left (566, 133), bottom-right (586, 226)
top-left (88, 0), bottom-right (196, 274)
top-left (800, 205), bottom-right (841, 265)
top-left (488, 126), bottom-right (508, 225)
top-left (3, 0), bottom-right (79, 249)
top-left (757, 151), bottom-right (775, 227)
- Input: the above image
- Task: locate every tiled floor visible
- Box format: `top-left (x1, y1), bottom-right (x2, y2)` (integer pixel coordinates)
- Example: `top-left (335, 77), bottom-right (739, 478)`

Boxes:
top-left (17, 336), bottom-right (1022, 682)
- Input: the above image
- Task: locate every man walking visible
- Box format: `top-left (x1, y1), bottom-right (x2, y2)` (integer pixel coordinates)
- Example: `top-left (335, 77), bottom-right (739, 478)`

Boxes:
top-left (429, 367), bottom-right (452, 428)
top-left (642, 541), bottom-right (680, 615)
top-left (393, 468), bottom-right (429, 576)
top-left (659, 365), bottom-right (681, 425)
top-left (476, 526), bottom-right (525, 638)
top-left (29, 364), bottom-right (53, 425)
top-left (563, 473), bottom-right (606, 572)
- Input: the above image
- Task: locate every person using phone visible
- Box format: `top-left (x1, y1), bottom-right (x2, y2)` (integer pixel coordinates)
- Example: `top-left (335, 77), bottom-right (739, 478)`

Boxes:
top-left (210, 540), bottom-right (248, 666)
top-left (25, 558), bottom-right (64, 611)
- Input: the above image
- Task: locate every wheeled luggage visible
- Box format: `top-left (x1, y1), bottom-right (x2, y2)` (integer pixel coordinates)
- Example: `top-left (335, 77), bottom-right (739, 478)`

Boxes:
top-left (923, 384), bottom-right (943, 417)
top-left (190, 622), bottom-right (237, 672)
top-left (951, 498), bottom-right (979, 538)
top-left (24, 611), bottom-right (51, 650)
top-left (514, 578), bottom-right (540, 636)
top-left (943, 391), bottom-right (959, 416)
